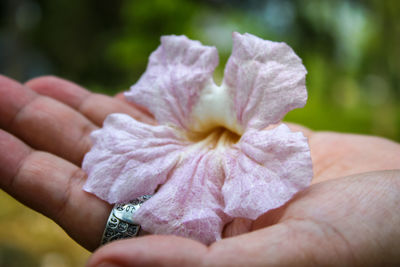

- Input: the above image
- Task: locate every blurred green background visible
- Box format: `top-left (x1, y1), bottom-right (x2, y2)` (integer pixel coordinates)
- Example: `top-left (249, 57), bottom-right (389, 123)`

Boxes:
top-left (1, 0), bottom-right (399, 266)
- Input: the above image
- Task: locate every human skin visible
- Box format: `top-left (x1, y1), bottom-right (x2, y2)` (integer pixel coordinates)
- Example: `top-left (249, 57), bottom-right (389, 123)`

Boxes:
top-left (0, 75), bottom-right (399, 266)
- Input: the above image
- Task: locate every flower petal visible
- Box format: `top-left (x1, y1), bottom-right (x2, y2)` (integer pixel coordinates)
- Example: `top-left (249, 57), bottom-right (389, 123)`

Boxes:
top-left (82, 113), bottom-right (187, 203)
top-left (222, 124), bottom-right (312, 219)
top-left (135, 149), bottom-right (230, 244)
top-left (125, 35), bottom-right (219, 129)
top-left (223, 32), bottom-right (308, 130)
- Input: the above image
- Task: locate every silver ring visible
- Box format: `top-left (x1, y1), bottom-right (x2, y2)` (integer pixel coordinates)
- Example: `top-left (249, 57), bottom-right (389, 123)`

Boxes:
top-left (101, 195), bottom-right (152, 245)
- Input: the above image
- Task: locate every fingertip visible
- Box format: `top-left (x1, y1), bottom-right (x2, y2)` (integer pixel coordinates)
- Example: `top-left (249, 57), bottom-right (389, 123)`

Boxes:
top-left (114, 92), bottom-right (126, 101)
top-left (25, 75), bottom-right (83, 90)
top-left (0, 75), bottom-right (37, 128)
top-left (25, 74), bottom-right (58, 84)
top-left (115, 92), bottom-right (154, 120)
top-left (25, 75), bottom-right (65, 92)
top-left (285, 122), bottom-right (314, 138)
top-left (0, 74), bottom-right (20, 87)
top-left (25, 75), bottom-right (90, 108)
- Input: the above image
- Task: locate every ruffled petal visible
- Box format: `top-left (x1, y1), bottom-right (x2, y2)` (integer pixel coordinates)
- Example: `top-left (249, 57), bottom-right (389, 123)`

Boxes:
top-left (223, 32), bottom-right (308, 130)
top-left (222, 124), bottom-right (312, 219)
top-left (135, 149), bottom-right (230, 244)
top-left (125, 35), bottom-right (219, 130)
top-left (82, 113), bottom-right (187, 203)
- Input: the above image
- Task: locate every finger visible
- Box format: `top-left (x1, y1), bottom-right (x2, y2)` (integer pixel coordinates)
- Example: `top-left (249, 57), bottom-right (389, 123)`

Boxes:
top-left (87, 224), bottom-right (349, 267)
top-left (285, 122), bottom-right (313, 138)
top-left (264, 123), bottom-right (313, 139)
top-left (207, 221), bottom-right (354, 267)
top-left (115, 92), bottom-right (154, 118)
top-left (308, 132), bottom-right (400, 182)
top-left (0, 75), bottom-right (96, 165)
top-left (87, 222), bottom-right (349, 267)
top-left (26, 76), bottom-right (155, 126)
top-left (0, 129), bottom-right (110, 251)
top-left (87, 236), bottom-right (208, 267)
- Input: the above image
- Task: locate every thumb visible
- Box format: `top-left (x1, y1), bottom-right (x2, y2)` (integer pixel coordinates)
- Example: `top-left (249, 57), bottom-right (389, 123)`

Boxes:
top-left (86, 223), bottom-right (340, 267)
top-left (87, 235), bottom-right (208, 267)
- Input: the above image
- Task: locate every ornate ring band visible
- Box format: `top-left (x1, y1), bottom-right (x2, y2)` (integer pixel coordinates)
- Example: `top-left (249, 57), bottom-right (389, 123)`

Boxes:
top-left (100, 195), bottom-right (152, 245)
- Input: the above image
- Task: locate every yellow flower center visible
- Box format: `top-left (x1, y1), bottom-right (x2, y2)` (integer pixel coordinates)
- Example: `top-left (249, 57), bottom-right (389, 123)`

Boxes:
top-left (186, 127), bottom-right (240, 150)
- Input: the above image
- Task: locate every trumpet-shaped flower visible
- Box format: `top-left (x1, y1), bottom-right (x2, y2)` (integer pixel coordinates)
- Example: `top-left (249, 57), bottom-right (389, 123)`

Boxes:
top-left (83, 32), bottom-right (313, 244)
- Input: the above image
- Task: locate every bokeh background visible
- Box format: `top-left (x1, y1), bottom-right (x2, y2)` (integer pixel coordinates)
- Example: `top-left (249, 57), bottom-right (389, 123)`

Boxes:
top-left (1, 0), bottom-right (399, 266)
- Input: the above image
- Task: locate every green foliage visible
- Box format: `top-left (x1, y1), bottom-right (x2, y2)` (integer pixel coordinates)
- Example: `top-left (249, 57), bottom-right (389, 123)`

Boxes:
top-left (1, 0), bottom-right (399, 141)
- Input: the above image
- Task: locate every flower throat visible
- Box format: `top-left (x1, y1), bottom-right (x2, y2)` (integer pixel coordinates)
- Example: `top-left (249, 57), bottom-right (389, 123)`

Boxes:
top-left (186, 126), bottom-right (241, 150)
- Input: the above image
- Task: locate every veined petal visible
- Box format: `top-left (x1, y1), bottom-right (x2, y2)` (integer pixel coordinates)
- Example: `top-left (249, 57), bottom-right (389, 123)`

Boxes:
top-left (222, 124), bottom-right (312, 219)
top-left (223, 32), bottom-right (308, 130)
top-left (82, 114), bottom-right (187, 203)
top-left (135, 149), bottom-right (230, 244)
top-left (125, 35), bottom-right (219, 130)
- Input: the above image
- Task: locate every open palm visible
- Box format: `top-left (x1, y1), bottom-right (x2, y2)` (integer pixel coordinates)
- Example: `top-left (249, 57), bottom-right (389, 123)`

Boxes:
top-left (0, 75), bottom-right (399, 266)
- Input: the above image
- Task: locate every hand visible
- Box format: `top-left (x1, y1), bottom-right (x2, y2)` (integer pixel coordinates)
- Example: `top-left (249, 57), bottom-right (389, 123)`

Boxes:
top-left (0, 75), bottom-right (154, 250)
top-left (1, 75), bottom-right (399, 266)
top-left (87, 141), bottom-right (400, 266)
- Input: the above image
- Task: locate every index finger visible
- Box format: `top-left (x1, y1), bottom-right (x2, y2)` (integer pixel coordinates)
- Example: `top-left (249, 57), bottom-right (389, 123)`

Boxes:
top-left (0, 75), bottom-right (96, 165)
top-left (25, 76), bottom-right (155, 126)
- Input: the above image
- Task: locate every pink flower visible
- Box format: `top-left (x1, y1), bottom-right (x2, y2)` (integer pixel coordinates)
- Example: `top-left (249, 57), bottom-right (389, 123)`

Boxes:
top-left (83, 32), bottom-right (313, 244)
